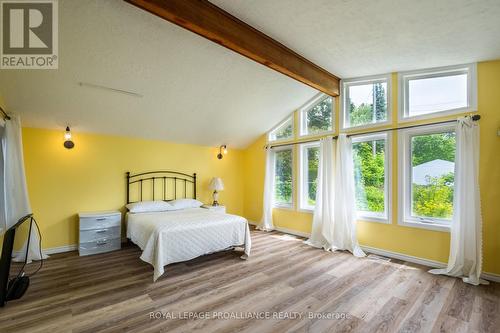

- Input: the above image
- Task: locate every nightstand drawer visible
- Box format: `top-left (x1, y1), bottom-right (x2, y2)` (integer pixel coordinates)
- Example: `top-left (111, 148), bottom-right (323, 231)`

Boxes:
top-left (79, 238), bottom-right (121, 256)
top-left (80, 226), bottom-right (120, 243)
top-left (79, 215), bottom-right (121, 230)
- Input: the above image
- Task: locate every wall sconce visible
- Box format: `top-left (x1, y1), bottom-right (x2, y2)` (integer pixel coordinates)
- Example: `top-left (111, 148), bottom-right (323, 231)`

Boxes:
top-left (217, 145), bottom-right (227, 159)
top-left (63, 126), bottom-right (75, 149)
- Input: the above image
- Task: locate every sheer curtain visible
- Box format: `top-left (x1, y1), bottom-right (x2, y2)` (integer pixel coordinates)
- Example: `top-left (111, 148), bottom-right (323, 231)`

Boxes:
top-left (1, 115), bottom-right (46, 262)
top-left (429, 117), bottom-right (486, 285)
top-left (305, 136), bottom-right (335, 249)
top-left (257, 147), bottom-right (275, 231)
top-left (305, 135), bottom-right (365, 257)
top-left (332, 135), bottom-right (365, 257)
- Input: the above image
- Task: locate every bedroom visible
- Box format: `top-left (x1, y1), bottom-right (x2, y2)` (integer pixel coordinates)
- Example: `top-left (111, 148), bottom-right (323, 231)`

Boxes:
top-left (0, 0), bottom-right (499, 332)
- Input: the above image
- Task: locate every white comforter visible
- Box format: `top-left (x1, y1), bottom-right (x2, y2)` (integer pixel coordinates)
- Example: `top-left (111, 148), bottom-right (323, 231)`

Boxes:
top-left (126, 208), bottom-right (251, 281)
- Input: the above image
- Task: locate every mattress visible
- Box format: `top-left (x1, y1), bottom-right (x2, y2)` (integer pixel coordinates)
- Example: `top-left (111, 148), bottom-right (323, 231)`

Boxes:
top-left (126, 208), bottom-right (251, 281)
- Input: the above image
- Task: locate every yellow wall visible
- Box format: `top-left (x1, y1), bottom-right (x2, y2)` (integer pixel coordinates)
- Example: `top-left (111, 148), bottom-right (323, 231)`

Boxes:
top-left (243, 60), bottom-right (500, 275)
top-left (21, 128), bottom-right (245, 249)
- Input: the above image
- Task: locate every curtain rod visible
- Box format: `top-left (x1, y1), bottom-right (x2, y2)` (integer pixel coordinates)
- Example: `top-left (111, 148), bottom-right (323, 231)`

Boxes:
top-left (267, 114), bottom-right (481, 149)
top-left (0, 106), bottom-right (10, 120)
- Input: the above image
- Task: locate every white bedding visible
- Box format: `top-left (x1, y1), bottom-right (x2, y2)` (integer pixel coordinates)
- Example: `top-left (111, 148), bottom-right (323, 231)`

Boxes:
top-left (126, 208), bottom-right (251, 281)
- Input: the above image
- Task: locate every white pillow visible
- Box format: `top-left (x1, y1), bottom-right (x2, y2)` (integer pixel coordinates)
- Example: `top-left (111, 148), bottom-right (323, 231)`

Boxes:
top-left (126, 200), bottom-right (174, 213)
top-left (169, 198), bottom-right (203, 210)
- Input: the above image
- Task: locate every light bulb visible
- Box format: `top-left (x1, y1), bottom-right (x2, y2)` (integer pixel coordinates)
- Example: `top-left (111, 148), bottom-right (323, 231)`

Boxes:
top-left (64, 132), bottom-right (72, 140)
top-left (223, 147), bottom-right (228, 154)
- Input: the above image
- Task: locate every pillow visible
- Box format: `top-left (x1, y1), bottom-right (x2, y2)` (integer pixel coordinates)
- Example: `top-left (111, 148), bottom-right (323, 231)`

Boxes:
top-left (126, 200), bottom-right (174, 213)
top-left (169, 198), bottom-right (203, 210)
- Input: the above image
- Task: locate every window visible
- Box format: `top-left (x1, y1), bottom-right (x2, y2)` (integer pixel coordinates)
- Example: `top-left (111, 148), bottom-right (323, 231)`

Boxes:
top-left (299, 142), bottom-right (320, 210)
top-left (273, 146), bottom-right (294, 208)
top-left (269, 116), bottom-right (293, 142)
top-left (341, 75), bottom-right (391, 130)
top-left (398, 124), bottom-right (456, 231)
top-left (299, 94), bottom-right (334, 136)
top-left (399, 63), bottom-right (477, 121)
top-left (352, 133), bottom-right (391, 222)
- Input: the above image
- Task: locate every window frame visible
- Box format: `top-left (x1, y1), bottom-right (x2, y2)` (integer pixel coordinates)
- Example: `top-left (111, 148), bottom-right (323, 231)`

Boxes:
top-left (299, 93), bottom-right (335, 137)
top-left (351, 132), bottom-right (392, 224)
top-left (340, 74), bottom-right (392, 131)
top-left (268, 115), bottom-right (294, 143)
top-left (398, 123), bottom-right (456, 232)
top-left (272, 145), bottom-right (295, 210)
top-left (298, 141), bottom-right (320, 212)
top-left (398, 63), bottom-right (477, 122)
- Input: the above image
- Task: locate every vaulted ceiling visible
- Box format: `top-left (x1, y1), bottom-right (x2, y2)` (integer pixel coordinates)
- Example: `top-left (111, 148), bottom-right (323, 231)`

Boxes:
top-left (212, 0), bottom-right (500, 78)
top-left (1, 0), bottom-right (499, 148)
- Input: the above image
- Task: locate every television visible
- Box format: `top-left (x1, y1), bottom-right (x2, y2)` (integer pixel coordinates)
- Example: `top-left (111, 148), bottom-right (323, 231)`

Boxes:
top-left (0, 214), bottom-right (33, 307)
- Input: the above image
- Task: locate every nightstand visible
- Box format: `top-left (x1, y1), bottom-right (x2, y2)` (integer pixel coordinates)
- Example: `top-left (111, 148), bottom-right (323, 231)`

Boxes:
top-left (201, 205), bottom-right (226, 214)
top-left (78, 211), bottom-right (121, 256)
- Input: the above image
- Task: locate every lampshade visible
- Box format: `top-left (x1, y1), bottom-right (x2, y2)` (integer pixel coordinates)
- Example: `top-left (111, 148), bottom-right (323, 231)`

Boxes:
top-left (209, 177), bottom-right (224, 191)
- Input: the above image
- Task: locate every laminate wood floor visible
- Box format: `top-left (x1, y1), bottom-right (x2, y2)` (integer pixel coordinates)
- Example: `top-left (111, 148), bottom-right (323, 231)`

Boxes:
top-left (1, 228), bottom-right (499, 333)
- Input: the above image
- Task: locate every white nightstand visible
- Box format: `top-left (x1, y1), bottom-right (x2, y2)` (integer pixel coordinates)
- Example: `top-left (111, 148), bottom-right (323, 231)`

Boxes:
top-left (78, 211), bottom-right (121, 256)
top-left (202, 205), bottom-right (226, 214)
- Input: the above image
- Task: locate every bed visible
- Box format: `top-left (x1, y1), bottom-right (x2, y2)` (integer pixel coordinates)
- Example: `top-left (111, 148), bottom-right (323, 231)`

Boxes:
top-left (125, 171), bottom-right (251, 281)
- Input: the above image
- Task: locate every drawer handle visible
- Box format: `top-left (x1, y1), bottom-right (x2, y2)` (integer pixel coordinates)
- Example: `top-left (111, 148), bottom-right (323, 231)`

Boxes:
top-left (96, 217), bottom-right (107, 221)
top-left (95, 229), bottom-right (108, 233)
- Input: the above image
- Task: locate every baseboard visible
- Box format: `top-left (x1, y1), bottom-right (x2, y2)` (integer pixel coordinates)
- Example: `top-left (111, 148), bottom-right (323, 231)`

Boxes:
top-left (481, 272), bottom-right (500, 283)
top-left (359, 245), bottom-right (447, 269)
top-left (274, 226), bottom-right (310, 238)
top-left (44, 244), bottom-right (78, 255)
top-left (248, 220), bottom-right (311, 238)
top-left (249, 221), bottom-right (500, 283)
top-left (12, 244), bottom-right (77, 257)
top-left (12, 238), bottom-right (129, 257)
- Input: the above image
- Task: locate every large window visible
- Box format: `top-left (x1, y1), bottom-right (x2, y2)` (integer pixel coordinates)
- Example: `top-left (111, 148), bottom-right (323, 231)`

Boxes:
top-left (341, 75), bottom-right (391, 130)
top-left (299, 142), bottom-right (320, 210)
top-left (399, 63), bottom-right (477, 121)
top-left (352, 133), bottom-right (391, 222)
top-left (398, 124), bottom-right (456, 231)
top-left (269, 116), bottom-right (293, 142)
top-left (299, 94), bottom-right (334, 136)
top-left (274, 146), bottom-right (294, 208)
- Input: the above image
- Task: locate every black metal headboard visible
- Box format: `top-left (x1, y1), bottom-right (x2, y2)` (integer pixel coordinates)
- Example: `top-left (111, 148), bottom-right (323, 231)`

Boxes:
top-left (126, 171), bottom-right (197, 204)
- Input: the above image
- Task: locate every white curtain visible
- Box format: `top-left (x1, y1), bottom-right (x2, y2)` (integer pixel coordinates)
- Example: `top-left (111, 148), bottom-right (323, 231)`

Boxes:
top-left (257, 147), bottom-right (275, 231)
top-left (1, 115), bottom-right (46, 263)
top-left (305, 136), bottom-right (335, 249)
top-left (429, 117), bottom-right (486, 285)
top-left (332, 135), bottom-right (365, 257)
top-left (305, 135), bottom-right (365, 257)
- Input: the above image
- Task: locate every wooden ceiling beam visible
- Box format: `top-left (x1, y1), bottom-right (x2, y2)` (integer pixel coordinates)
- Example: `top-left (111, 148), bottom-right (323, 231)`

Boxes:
top-left (124, 0), bottom-right (340, 96)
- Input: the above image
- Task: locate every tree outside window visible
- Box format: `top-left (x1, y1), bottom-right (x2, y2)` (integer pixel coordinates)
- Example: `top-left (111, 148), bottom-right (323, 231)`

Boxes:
top-left (274, 148), bottom-right (293, 206)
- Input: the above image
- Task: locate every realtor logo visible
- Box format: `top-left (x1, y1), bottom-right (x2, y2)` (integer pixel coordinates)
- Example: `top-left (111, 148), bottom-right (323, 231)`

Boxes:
top-left (1, 0), bottom-right (58, 69)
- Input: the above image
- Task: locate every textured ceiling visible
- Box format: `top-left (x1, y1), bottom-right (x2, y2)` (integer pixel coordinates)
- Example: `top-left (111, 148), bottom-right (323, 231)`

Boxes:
top-left (0, 0), bottom-right (316, 148)
top-left (212, 0), bottom-right (500, 78)
top-left (1, 0), bottom-right (499, 148)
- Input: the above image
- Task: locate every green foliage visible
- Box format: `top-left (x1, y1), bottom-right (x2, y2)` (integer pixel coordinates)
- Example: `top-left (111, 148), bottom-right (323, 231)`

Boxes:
top-left (411, 132), bottom-right (455, 166)
top-left (306, 97), bottom-right (332, 134)
top-left (374, 83), bottom-right (386, 121)
top-left (352, 131), bottom-right (456, 218)
top-left (274, 149), bottom-right (292, 203)
top-left (349, 83), bottom-right (387, 127)
top-left (274, 122), bottom-right (293, 140)
top-left (410, 133), bottom-right (455, 218)
top-left (350, 103), bottom-right (373, 127)
top-left (412, 173), bottom-right (454, 219)
top-left (353, 140), bottom-right (385, 213)
top-left (307, 147), bottom-right (319, 204)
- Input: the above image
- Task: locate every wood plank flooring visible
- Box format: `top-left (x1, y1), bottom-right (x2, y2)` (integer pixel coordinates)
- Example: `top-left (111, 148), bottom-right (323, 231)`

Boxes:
top-left (1, 229), bottom-right (498, 333)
